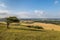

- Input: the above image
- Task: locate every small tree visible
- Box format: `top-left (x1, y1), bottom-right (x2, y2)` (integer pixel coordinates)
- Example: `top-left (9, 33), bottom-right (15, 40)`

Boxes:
top-left (6, 16), bottom-right (20, 29)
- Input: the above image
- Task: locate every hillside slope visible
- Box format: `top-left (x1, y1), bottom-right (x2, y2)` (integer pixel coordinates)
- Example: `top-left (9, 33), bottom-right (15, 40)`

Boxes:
top-left (22, 22), bottom-right (60, 31)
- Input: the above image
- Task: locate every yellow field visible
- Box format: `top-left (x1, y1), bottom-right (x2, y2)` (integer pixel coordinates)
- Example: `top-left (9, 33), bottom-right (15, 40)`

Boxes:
top-left (21, 22), bottom-right (60, 31)
top-left (0, 22), bottom-right (60, 40)
top-left (0, 21), bottom-right (60, 31)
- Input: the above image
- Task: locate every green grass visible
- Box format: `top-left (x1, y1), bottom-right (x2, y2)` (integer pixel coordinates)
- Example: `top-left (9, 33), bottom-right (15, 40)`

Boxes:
top-left (0, 29), bottom-right (60, 40)
top-left (0, 23), bottom-right (60, 40)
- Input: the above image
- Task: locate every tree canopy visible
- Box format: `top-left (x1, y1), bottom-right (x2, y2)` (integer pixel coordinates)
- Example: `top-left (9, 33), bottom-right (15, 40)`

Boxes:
top-left (6, 16), bottom-right (20, 23)
top-left (5, 16), bottom-right (20, 29)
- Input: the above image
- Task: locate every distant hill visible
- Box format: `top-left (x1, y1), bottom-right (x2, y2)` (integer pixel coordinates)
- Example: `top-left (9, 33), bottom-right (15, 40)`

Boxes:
top-left (20, 18), bottom-right (60, 21)
top-left (0, 18), bottom-right (60, 21)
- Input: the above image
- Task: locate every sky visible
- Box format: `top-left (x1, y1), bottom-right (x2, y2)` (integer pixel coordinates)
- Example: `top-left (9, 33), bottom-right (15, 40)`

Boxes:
top-left (0, 0), bottom-right (60, 18)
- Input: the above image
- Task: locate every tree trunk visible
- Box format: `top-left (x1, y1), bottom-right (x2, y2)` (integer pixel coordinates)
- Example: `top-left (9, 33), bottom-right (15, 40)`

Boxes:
top-left (7, 22), bottom-right (10, 29)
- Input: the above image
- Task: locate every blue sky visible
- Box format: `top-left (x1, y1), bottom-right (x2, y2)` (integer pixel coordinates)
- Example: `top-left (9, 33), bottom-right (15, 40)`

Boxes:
top-left (0, 0), bottom-right (60, 18)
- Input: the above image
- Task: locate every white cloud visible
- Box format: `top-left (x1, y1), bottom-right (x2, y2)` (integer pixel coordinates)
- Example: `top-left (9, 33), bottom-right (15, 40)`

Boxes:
top-left (17, 11), bottom-right (32, 18)
top-left (0, 10), bottom-right (9, 14)
top-left (34, 10), bottom-right (44, 14)
top-left (16, 10), bottom-right (45, 18)
top-left (0, 3), bottom-right (6, 8)
top-left (34, 10), bottom-right (45, 17)
top-left (0, 2), bottom-right (10, 18)
top-left (0, 10), bottom-right (11, 18)
top-left (54, 0), bottom-right (59, 4)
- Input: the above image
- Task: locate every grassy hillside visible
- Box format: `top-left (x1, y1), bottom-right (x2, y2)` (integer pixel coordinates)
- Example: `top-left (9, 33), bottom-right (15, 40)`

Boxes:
top-left (0, 29), bottom-right (60, 40)
top-left (0, 23), bottom-right (60, 40)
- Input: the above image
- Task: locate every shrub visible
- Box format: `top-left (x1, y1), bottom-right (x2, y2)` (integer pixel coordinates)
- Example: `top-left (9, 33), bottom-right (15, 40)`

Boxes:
top-left (27, 26), bottom-right (44, 29)
top-left (33, 26), bottom-right (44, 29)
top-left (27, 26), bottom-right (32, 28)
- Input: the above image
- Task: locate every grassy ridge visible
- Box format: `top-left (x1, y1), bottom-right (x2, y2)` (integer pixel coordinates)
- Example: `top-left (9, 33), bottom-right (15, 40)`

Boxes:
top-left (0, 27), bottom-right (60, 40)
top-left (0, 29), bottom-right (60, 40)
top-left (0, 22), bottom-right (60, 40)
top-left (34, 20), bottom-right (60, 25)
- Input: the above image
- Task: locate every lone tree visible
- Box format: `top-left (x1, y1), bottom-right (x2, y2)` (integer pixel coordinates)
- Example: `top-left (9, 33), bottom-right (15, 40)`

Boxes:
top-left (6, 16), bottom-right (20, 29)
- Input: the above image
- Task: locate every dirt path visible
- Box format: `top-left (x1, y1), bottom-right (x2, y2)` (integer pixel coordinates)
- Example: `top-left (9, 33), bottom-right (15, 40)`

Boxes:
top-left (22, 22), bottom-right (60, 31)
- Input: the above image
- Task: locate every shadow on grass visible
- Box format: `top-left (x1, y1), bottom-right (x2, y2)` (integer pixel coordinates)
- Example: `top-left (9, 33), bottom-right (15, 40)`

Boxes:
top-left (13, 28), bottom-right (45, 32)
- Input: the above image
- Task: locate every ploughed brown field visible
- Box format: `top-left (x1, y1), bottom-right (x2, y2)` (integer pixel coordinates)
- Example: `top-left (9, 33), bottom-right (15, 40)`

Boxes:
top-left (22, 22), bottom-right (60, 31)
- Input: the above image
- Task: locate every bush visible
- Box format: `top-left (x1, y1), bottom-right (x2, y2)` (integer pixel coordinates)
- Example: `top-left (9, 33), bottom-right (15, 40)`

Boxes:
top-left (33, 26), bottom-right (44, 29)
top-left (27, 26), bottom-right (44, 29)
top-left (27, 26), bottom-right (32, 28)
